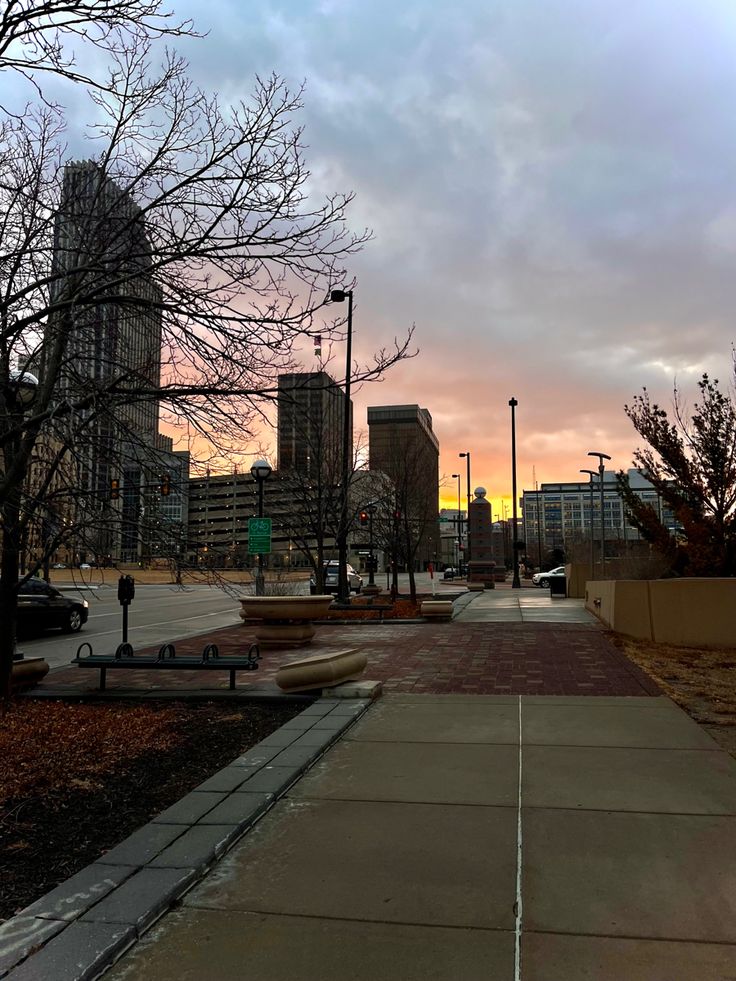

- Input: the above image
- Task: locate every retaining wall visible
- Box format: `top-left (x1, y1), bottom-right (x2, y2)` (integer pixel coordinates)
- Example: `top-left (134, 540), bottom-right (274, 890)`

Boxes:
top-left (584, 578), bottom-right (735, 649)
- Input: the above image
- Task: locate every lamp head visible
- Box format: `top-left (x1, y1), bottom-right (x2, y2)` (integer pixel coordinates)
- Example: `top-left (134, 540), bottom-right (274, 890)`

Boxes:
top-left (452, 473), bottom-right (460, 479)
top-left (250, 459), bottom-right (272, 481)
top-left (459, 451), bottom-right (469, 459)
top-left (9, 369), bottom-right (39, 407)
top-left (330, 289), bottom-right (348, 303)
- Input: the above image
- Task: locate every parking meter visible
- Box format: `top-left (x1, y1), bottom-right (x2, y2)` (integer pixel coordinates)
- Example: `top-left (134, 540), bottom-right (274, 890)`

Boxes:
top-left (117, 575), bottom-right (135, 604)
top-left (118, 575), bottom-right (135, 642)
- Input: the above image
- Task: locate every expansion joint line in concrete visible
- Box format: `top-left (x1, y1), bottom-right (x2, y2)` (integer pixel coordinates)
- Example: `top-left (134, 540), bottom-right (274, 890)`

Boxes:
top-left (514, 695), bottom-right (523, 981)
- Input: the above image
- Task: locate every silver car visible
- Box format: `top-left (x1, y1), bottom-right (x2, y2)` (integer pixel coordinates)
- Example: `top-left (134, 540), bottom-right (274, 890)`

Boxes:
top-left (532, 566), bottom-right (565, 587)
top-left (322, 561), bottom-right (363, 594)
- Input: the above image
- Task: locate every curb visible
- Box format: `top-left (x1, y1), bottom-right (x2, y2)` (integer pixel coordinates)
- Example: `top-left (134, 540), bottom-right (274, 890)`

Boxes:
top-left (0, 697), bottom-right (375, 980)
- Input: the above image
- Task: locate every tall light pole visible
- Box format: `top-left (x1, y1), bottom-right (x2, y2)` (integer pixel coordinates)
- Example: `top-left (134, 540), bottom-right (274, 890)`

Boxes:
top-left (580, 469), bottom-right (598, 577)
top-left (459, 451), bottom-right (471, 564)
top-left (330, 288), bottom-right (353, 603)
top-left (250, 459), bottom-right (272, 596)
top-left (509, 397), bottom-right (520, 588)
top-left (587, 451), bottom-right (611, 573)
top-left (451, 473), bottom-right (462, 568)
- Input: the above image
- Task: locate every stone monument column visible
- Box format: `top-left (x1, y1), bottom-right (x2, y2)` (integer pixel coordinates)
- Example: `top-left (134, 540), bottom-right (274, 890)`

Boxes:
top-left (467, 487), bottom-right (496, 589)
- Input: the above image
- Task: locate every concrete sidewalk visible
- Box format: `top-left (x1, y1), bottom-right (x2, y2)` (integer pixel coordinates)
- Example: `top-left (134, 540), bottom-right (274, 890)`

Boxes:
top-left (105, 692), bottom-right (736, 981)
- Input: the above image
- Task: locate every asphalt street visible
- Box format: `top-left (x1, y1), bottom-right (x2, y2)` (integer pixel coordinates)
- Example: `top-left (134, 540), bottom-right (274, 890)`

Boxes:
top-left (18, 584), bottom-right (246, 671)
top-left (19, 572), bottom-right (468, 672)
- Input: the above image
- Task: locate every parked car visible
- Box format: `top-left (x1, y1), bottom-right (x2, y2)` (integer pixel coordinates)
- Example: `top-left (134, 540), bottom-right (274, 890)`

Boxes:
top-left (443, 567), bottom-right (456, 580)
top-left (16, 578), bottom-right (89, 633)
top-left (311, 561), bottom-right (363, 594)
top-left (51, 563), bottom-right (67, 569)
top-left (532, 566), bottom-right (565, 587)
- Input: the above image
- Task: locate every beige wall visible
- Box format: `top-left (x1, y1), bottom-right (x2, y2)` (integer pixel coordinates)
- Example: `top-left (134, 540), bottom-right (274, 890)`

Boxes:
top-left (584, 578), bottom-right (736, 649)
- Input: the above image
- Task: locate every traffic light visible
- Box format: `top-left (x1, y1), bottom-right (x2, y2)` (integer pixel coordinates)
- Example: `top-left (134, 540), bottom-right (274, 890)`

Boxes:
top-left (110, 479), bottom-right (120, 501)
top-left (160, 474), bottom-right (171, 497)
top-left (359, 510), bottom-right (368, 526)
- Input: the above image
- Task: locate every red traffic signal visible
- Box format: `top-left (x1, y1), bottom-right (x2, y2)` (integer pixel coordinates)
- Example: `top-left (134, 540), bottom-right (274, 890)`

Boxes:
top-left (110, 478), bottom-right (120, 500)
top-left (160, 474), bottom-right (171, 496)
top-left (359, 510), bottom-right (369, 526)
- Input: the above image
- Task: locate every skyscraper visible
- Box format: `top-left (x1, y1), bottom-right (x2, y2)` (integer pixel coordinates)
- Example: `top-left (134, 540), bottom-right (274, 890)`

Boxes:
top-left (367, 404), bottom-right (440, 567)
top-left (48, 161), bottom-right (163, 561)
top-left (277, 372), bottom-right (352, 478)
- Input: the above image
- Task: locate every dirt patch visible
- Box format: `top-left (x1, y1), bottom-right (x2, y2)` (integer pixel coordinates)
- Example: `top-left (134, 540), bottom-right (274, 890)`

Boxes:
top-left (612, 634), bottom-right (736, 757)
top-left (0, 698), bottom-right (302, 919)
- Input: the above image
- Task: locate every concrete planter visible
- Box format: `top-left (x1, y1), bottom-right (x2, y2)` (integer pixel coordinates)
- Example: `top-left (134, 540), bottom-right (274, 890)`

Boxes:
top-left (11, 656), bottom-right (49, 691)
top-left (276, 648), bottom-right (367, 692)
top-left (239, 594), bottom-right (333, 648)
top-left (420, 599), bottom-right (453, 621)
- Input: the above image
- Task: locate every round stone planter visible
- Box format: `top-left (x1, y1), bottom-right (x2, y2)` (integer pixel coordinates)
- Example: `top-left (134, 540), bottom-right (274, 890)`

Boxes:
top-left (11, 656), bottom-right (49, 691)
top-left (239, 594), bottom-right (333, 648)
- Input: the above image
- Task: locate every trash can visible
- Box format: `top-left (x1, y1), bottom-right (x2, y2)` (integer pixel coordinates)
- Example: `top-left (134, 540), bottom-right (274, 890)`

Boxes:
top-left (549, 576), bottom-right (566, 598)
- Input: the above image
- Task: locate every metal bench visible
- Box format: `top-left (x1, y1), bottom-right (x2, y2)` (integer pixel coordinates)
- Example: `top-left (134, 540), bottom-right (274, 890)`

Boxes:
top-left (73, 641), bottom-right (260, 691)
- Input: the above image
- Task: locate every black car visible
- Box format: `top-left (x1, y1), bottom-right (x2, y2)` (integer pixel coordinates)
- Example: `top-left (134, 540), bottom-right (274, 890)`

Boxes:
top-left (16, 578), bottom-right (89, 633)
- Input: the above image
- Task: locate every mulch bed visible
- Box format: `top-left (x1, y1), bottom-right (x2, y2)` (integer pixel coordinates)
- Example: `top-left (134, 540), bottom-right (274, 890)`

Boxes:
top-left (0, 698), bottom-right (302, 920)
top-left (326, 597), bottom-right (421, 619)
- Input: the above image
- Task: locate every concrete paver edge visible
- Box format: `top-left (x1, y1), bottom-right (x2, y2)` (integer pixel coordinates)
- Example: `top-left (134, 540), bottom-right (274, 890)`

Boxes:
top-left (0, 697), bottom-right (375, 981)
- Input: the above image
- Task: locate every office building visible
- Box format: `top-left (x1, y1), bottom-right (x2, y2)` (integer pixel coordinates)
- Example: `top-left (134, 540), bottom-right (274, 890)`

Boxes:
top-left (48, 161), bottom-right (164, 562)
top-left (521, 468), bottom-right (678, 562)
top-left (367, 404), bottom-right (440, 569)
top-left (277, 372), bottom-right (351, 478)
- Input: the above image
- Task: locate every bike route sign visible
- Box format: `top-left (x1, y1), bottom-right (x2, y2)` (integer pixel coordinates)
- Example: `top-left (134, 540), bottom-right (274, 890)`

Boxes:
top-left (248, 517), bottom-right (272, 554)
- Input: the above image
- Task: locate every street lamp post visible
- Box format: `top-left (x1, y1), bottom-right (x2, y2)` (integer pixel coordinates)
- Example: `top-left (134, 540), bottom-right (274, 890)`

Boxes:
top-left (509, 397), bottom-right (521, 588)
top-left (580, 469), bottom-right (598, 577)
top-left (587, 451), bottom-right (611, 573)
top-left (452, 473), bottom-right (462, 570)
top-left (249, 459), bottom-right (272, 596)
top-left (459, 451), bottom-right (471, 563)
top-left (330, 288), bottom-right (353, 604)
top-left (367, 503), bottom-right (377, 587)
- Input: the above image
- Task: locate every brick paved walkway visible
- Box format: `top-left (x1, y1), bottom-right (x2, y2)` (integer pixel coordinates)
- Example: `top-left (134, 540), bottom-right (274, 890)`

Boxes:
top-left (39, 620), bottom-right (660, 697)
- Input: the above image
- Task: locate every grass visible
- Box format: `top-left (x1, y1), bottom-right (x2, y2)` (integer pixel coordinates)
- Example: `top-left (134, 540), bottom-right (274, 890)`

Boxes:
top-left (615, 633), bottom-right (736, 757)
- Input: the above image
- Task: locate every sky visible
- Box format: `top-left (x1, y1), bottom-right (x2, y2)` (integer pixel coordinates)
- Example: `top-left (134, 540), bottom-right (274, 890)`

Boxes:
top-left (11, 0), bottom-right (736, 514)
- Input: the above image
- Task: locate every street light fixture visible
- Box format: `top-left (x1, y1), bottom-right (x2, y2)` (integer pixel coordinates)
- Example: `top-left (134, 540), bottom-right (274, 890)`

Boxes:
top-left (452, 473), bottom-right (462, 569)
top-left (249, 459), bottom-right (272, 596)
top-left (459, 451), bottom-right (471, 563)
top-left (579, 469), bottom-right (598, 577)
top-left (587, 451), bottom-right (611, 573)
top-left (509, 397), bottom-right (520, 588)
top-left (329, 287), bottom-right (353, 604)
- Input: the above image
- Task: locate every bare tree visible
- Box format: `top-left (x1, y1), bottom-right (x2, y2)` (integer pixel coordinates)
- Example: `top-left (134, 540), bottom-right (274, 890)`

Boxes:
top-left (371, 438), bottom-right (437, 603)
top-left (0, 30), bottom-right (414, 696)
top-left (0, 0), bottom-right (195, 102)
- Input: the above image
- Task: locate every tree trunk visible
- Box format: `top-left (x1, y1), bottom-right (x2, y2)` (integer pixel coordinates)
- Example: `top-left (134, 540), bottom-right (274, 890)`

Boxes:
top-left (0, 485), bottom-right (22, 701)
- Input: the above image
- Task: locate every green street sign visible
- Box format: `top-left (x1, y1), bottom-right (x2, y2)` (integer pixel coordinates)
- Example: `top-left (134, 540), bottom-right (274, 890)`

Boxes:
top-left (248, 517), bottom-right (272, 554)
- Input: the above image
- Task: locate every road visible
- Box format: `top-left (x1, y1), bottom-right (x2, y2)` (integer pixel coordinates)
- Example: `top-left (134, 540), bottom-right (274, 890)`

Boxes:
top-left (18, 584), bottom-right (248, 671)
top-left (19, 573), bottom-right (465, 672)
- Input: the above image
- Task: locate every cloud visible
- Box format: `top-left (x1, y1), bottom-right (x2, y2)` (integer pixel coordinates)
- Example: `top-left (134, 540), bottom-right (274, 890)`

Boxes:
top-left (6, 0), bottom-right (736, 503)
